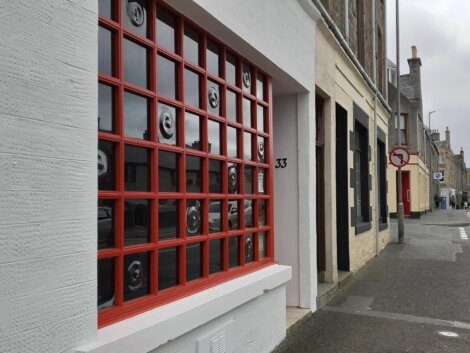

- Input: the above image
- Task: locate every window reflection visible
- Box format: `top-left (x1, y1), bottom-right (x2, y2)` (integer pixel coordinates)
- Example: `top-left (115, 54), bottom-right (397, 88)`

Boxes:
top-left (157, 7), bottom-right (176, 52)
top-left (185, 112), bottom-right (201, 150)
top-left (257, 104), bottom-right (265, 132)
top-left (206, 40), bottom-right (219, 77)
top-left (242, 63), bottom-right (252, 93)
top-left (227, 127), bottom-right (238, 158)
top-left (258, 168), bottom-right (266, 194)
top-left (186, 155), bottom-right (202, 193)
top-left (229, 236), bottom-right (239, 268)
top-left (256, 73), bottom-right (265, 100)
top-left (226, 53), bottom-right (237, 85)
top-left (228, 163), bottom-right (239, 194)
top-left (99, 0), bottom-right (112, 19)
top-left (207, 81), bottom-right (221, 116)
top-left (124, 199), bottom-right (150, 245)
top-left (243, 98), bottom-right (252, 127)
top-left (98, 83), bottom-right (113, 132)
top-left (209, 238), bottom-right (223, 274)
top-left (184, 26), bottom-right (200, 65)
top-left (158, 246), bottom-right (179, 290)
top-left (245, 234), bottom-right (254, 263)
top-left (123, 252), bottom-right (150, 301)
top-left (186, 200), bottom-right (202, 236)
top-left (124, 92), bottom-right (149, 140)
top-left (258, 232), bottom-right (267, 258)
top-left (185, 69), bottom-right (201, 108)
top-left (258, 136), bottom-right (266, 163)
top-left (209, 159), bottom-right (222, 193)
top-left (98, 26), bottom-right (113, 76)
top-left (208, 120), bottom-right (221, 154)
top-left (228, 200), bottom-right (239, 230)
top-left (209, 200), bottom-right (222, 233)
top-left (226, 89), bottom-right (238, 122)
top-left (122, 0), bottom-right (149, 38)
top-left (158, 103), bottom-right (177, 145)
top-left (186, 242), bottom-right (202, 281)
top-left (158, 151), bottom-right (179, 192)
top-left (125, 145), bottom-right (150, 191)
top-left (157, 55), bottom-right (177, 99)
top-left (244, 199), bottom-right (253, 228)
top-left (244, 166), bottom-right (253, 194)
top-left (124, 39), bottom-right (148, 88)
top-left (98, 200), bottom-right (114, 249)
top-left (259, 200), bottom-right (266, 226)
top-left (98, 258), bottom-right (114, 309)
top-left (159, 199), bottom-right (178, 239)
top-left (243, 132), bottom-right (253, 161)
top-left (98, 140), bottom-right (115, 191)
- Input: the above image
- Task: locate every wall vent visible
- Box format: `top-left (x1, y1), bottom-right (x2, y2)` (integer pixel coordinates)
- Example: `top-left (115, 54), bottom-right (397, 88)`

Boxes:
top-left (210, 331), bottom-right (227, 353)
top-left (197, 319), bottom-right (234, 353)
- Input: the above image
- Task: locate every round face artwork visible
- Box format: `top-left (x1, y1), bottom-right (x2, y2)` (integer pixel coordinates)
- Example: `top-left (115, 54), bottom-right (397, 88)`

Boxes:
top-left (186, 200), bottom-right (202, 235)
top-left (208, 87), bottom-right (219, 109)
top-left (127, 1), bottom-right (145, 27)
top-left (127, 260), bottom-right (144, 292)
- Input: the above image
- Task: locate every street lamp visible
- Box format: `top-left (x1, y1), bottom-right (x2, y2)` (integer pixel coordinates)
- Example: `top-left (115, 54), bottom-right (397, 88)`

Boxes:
top-left (428, 110), bottom-right (436, 130)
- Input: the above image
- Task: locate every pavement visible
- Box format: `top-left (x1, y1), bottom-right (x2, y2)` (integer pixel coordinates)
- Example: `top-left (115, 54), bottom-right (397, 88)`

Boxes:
top-left (274, 209), bottom-right (470, 353)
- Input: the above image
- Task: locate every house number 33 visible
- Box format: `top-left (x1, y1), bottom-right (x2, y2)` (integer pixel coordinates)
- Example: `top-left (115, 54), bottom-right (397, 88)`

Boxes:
top-left (275, 158), bottom-right (287, 169)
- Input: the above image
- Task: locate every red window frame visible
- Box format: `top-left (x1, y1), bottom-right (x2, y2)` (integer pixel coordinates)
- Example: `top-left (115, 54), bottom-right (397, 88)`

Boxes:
top-left (98, 0), bottom-right (274, 327)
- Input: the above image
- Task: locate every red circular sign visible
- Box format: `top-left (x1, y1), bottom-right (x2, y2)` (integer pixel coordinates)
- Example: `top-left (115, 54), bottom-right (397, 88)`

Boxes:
top-left (389, 147), bottom-right (410, 168)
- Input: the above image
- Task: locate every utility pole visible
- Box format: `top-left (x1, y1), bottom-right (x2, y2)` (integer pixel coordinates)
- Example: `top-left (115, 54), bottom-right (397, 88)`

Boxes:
top-left (396, 0), bottom-right (405, 243)
top-left (428, 110), bottom-right (436, 130)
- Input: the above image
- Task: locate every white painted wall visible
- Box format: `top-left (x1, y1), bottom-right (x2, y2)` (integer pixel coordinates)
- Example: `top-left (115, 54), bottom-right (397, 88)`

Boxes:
top-left (0, 1), bottom-right (98, 352)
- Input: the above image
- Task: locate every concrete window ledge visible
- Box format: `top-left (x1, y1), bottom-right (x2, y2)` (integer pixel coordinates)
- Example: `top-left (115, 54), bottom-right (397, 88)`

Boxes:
top-left (71, 264), bottom-right (291, 353)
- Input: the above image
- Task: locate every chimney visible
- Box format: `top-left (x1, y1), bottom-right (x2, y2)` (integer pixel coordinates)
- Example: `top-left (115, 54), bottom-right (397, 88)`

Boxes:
top-left (432, 130), bottom-right (440, 142)
top-left (445, 127), bottom-right (451, 145)
top-left (461, 147), bottom-right (464, 160)
top-left (411, 45), bottom-right (418, 59)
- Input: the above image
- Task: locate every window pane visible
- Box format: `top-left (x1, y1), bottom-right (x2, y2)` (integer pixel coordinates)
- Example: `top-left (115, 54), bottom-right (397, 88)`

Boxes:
top-left (186, 200), bottom-right (202, 236)
top-left (227, 127), bottom-right (238, 158)
top-left (244, 166), bottom-right (253, 194)
top-left (244, 199), bottom-right (253, 227)
top-left (158, 151), bottom-right (179, 192)
top-left (209, 200), bottom-right (222, 233)
top-left (209, 238), bottom-right (223, 274)
top-left (209, 159), bottom-right (222, 193)
top-left (156, 7), bottom-right (176, 52)
top-left (259, 200), bottom-right (266, 226)
top-left (226, 53), bottom-right (237, 85)
top-left (258, 169), bottom-right (266, 194)
top-left (229, 236), bottom-right (239, 268)
top-left (122, 0), bottom-right (149, 38)
top-left (123, 252), bottom-right (150, 301)
top-left (185, 112), bottom-right (201, 150)
top-left (98, 26), bottom-right (113, 76)
top-left (355, 149), bottom-right (362, 218)
top-left (159, 200), bottom-right (179, 240)
top-left (206, 40), bottom-right (219, 76)
top-left (186, 242), bottom-right (202, 281)
top-left (99, 0), bottom-right (112, 19)
top-left (208, 120), bottom-right (221, 154)
top-left (228, 200), bottom-right (239, 230)
top-left (125, 145), bottom-right (149, 191)
top-left (98, 258), bottom-right (114, 310)
top-left (98, 140), bottom-right (115, 191)
top-left (258, 232), bottom-right (267, 258)
top-left (124, 92), bottom-right (149, 140)
top-left (257, 136), bottom-right (266, 163)
top-left (98, 83), bottom-right (113, 132)
top-left (184, 26), bottom-right (200, 65)
top-left (157, 55), bottom-right (177, 99)
top-left (207, 81), bottom-right (221, 116)
top-left (124, 199), bottom-right (150, 245)
top-left (98, 200), bottom-right (114, 249)
top-left (243, 132), bottom-right (253, 160)
top-left (158, 247), bottom-right (179, 290)
top-left (245, 234), bottom-right (254, 263)
top-left (124, 39), bottom-right (148, 88)
top-left (256, 73), bottom-right (265, 100)
top-left (242, 63), bottom-right (252, 93)
top-left (228, 163), bottom-right (239, 194)
top-left (226, 89), bottom-right (238, 122)
top-left (186, 155), bottom-right (202, 193)
top-left (243, 98), bottom-right (252, 127)
top-left (185, 69), bottom-right (201, 108)
top-left (257, 104), bottom-right (265, 132)
top-left (158, 103), bottom-right (177, 145)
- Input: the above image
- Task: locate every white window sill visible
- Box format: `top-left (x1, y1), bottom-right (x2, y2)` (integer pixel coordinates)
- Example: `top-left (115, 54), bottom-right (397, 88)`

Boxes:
top-left (72, 264), bottom-right (292, 353)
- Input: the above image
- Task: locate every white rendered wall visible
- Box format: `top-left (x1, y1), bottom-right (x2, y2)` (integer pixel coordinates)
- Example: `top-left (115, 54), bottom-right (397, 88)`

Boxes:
top-left (0, 1), bottom-right (97, 352)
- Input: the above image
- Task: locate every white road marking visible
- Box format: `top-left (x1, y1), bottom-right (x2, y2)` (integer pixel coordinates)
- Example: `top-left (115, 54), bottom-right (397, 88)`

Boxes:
top-left (459, 227), bottom-right (468, 240)
top-left (438, 331), bottom-right (460, 338)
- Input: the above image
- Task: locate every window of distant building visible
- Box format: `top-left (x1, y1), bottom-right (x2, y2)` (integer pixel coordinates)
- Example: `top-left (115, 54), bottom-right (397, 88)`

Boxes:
top-left (354, 120), bottom-right (370, 230)
top-left (377, 137), bottom-right (387, 228)
top-left (394, 113), bottom-right (408, 144)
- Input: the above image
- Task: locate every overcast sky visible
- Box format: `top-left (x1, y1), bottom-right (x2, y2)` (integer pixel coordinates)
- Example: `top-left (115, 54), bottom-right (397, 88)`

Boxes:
top-left (386, 0), bottom-right (470, 164)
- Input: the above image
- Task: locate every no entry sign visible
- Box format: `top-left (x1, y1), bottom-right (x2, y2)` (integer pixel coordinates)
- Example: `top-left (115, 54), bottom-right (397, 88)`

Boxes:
top-left (389, 147), bottom-right (410, 168)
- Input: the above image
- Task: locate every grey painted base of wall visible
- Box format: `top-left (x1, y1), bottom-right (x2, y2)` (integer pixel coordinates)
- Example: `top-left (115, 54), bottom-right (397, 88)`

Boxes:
top-left (389, 210), bottom-right (431, 219)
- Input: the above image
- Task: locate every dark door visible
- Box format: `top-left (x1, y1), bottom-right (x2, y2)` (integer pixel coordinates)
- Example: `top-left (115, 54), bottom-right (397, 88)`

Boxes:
top-left (336, 104), bottom-right (350, 271)
top-left (316, 95), bottom-right (326, 275)
top-left (402, 171), bottom-right (411, 216)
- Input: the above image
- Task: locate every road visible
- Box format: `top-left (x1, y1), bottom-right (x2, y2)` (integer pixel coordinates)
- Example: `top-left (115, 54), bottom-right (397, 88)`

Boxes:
top-left (274, 209), bottom-right (470, 353)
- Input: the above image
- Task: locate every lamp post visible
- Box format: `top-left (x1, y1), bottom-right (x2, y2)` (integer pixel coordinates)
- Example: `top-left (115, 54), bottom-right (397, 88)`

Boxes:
top-left (428, 110), bottom-right (436, 130)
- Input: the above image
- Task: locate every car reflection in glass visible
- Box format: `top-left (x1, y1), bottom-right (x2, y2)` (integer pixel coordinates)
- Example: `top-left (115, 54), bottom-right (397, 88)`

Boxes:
top-left (228, 200), bottom-right (252, 230)
top-left (98, 205), bottom-right (113, 249)
top-left (209, 201), bottom-right (222, 233)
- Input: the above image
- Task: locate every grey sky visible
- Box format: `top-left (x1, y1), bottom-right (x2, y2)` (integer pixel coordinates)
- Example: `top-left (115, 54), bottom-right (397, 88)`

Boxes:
top-left (387, 0), bottom-right (470, 165)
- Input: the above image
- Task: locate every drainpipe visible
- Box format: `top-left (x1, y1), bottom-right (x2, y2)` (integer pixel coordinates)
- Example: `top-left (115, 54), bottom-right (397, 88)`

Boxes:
top-left (384, 0), bottom-right (388, 101)
top-left (311, 0), bottom-right (391, 113)
top-left (344, 0), bottom-right (349, 44)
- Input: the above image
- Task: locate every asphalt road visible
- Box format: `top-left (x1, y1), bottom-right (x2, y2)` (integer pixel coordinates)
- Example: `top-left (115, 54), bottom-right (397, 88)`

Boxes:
top-left (274, 209), bottom-right (470, 353)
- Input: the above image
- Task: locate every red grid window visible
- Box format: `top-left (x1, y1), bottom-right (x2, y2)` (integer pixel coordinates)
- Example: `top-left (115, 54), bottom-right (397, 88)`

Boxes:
top-left (98, 0), bottom-right (274, 327)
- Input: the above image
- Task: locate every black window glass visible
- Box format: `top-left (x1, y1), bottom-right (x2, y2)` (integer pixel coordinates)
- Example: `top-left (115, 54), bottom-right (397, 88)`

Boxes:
top-left (259, 200), bottom-right (266, 226)
top-left (156, 7), bottom-right (176, 52)
top-left (244, 199), bottom-right (253, 228)
top-left (185, 112), bottom-right (201, 150)
top-left (257, 104), bottom-right (265, 132)
top-left (98, 83), bottom-right (113, 132)
top-left (158, 247), bottom-right (179, 290)
top-left (207, 81), bottom-right (221, 116)
top-left (228, 236), bottom-right (239, 268)
top-left (258, 232), bottom-right (267, 258)
top-left (124, 39), bottom-right (148, 88)
top-left (158, 55), bottom-right (177, 99)
top-left (98, 258), bottom-right (114, 310)
top-left (159, 200), bottom-right (179, 239)
top-left (208, 120), bottom-right (221, 154)
top-left (244, 166), bottom-right (253, 195)
top-left (158, 151), bottom-right (179, 192)
top-left (206, 40), bottom-right (219, 76)
top-left (243, 98), bottom-right (252, 127)
top-left (209, 200), bottom-right (222, 233)
top-left (209, 159), bottom-right (222, 193)
top-left (228, 200), bottom-right (239, 230)
top-left (257, 136), bottom-right (266, 163)
top-left (256, 73), bottom-right (265, 100)
top-left (209, 238), bottom-right (223, 274)
top-left (98, 26), bottom-right (113, 76)
top-left (186, 200), bottom-right (202, 236)
top-left (99, 0), bottom-right (112, 19)
top-left (124, 92), bottom-right (149, 140)
top-left (186, 155), bottom-right (202, 193)
top-left (245, 234), bottom-right (254, 263)
top-left (226, 90), bottom-right (238, 122)
top-left (124, 199), bottom-right (150, 245)
top-left (98, 200), bottom-right (114, 249)
top-left (226, 53), bottom-right (237, 85)
top-left (228, 163), bottom-right (239, 194)
top-left (98, 140), bottom-right (115, 190)
top-left (125, 145), bottom-right (149, 191)
top-left (186, 242), bottom-right (202, 281)
top-left (227, 127), bottom-right (238, 158)
top-left (184, 26), bottom-right (200, 65)
top-left (122, 0), bottom-right (149, 38)
top-left (243, 132), bottom-right (253, 161)
top-left (123, 252), bottom-right (150, 301)
top-left (242, 63), bottom-right (252, 93)
top-left (258, 168), bottom-right (266, 194)
top-left (158, 103), bottom-right (177, 145)
top-left (185, 69), bottom-right (201, 108)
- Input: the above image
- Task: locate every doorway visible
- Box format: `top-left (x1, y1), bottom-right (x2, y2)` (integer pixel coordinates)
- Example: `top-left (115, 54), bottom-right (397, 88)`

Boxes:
top-left (401, 171), bottom-right (411, 216)
top-left (335, 104), bottom-right (350, 272)
top-left (316, 95), bottom-right (326, 279)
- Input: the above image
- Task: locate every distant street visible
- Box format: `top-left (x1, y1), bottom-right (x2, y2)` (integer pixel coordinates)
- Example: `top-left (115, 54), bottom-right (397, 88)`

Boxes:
top-left (275, 209), bottom-right (470, 353)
